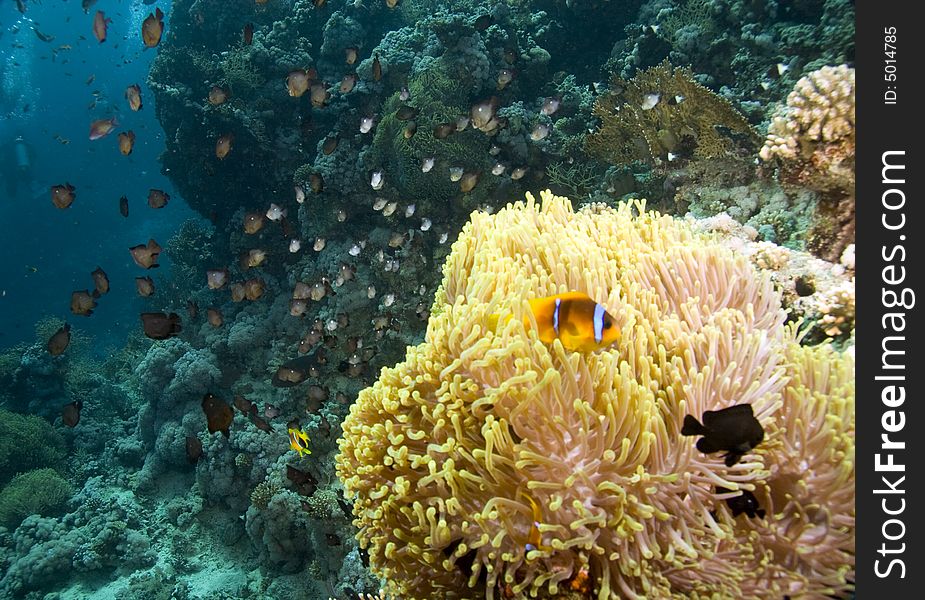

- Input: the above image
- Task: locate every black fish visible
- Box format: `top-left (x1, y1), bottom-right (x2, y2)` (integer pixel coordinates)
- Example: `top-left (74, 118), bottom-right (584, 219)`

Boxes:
top-left (62, 400), bottom-right (83, 427)
top-left (336, 497), bottom-right (352, 518)
top-left (186, 435), bottom-right (203, 463)
top-left (119, 195), bottom-right (129, 217)
top-left (681, 403), bottom-right (764, 466)
top-left (286, 464), bottom-right (318, 496)
top-left (140, 312), bottom-right (182, 340)
top-left (272, 353), bottom-right (321, 387)
top-left (717, 487), bottom-right (765, 519)
top-left (473, 14), bottom-right (492, 31)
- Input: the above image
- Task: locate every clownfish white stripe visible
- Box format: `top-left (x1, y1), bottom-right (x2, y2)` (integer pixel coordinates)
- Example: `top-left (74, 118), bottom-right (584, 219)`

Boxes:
top-left (593, 302), bottom-right (605, 343)
top-left (553, 297), bottom-right (561, 334)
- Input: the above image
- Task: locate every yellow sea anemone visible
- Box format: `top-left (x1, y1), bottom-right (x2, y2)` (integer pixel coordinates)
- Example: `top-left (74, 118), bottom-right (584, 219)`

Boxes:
top-left (336, 191), bottom-right (854, 599)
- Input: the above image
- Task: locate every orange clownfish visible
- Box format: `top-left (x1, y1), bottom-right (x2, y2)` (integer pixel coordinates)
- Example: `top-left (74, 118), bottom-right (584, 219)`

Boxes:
top-left (490, 291), bottom-right (621, 353)
top-left (288, 422), bottom-right (311, 457)
top-left (524, 494), bottom-right (552, 555)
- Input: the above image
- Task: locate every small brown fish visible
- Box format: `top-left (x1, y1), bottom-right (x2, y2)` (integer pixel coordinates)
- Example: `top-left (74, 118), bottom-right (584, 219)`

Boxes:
top-left (242, 249), bottom-right (266, 269)
top-left (187, 300), bottom-right (199, 319)
top-left (403, 120), bottom-right (417, 139)
top-left (244, 278), bottom-right (265, 301)
top-left (215, 133), bottom-right (234, 159)
top-left (287, 69), bottom-right (310, 97)
top-left (286, 464), bottom-right (318, 496)
top-left (206, 307), bottom-right (223, 327)
top-left (322, 136), bottom-right (338, 155)
top-left (243, 212), bottom-right (265, 234)
top-left (135, 276), bottom-right (155, 297)
top-left (142, 7), bottom-right (165, 48)
top-left (47, 323), bottom-right (71, 356)
top-left (345, 47), bottom-right (358, 65)
top-left (233, 395), bottom-right (253, 415)
top-left (309, 82), bottom-right (329, 107)
top-left (92, 11), bottom-right (111, 43)
top-left (309, 173), bottom-right (324, 194)
top-left (125, 84), bottom-right (142, 111)
top-left (119, 195), bottom-right (129, 217)
top-left (395, 105), bottom-right (418, 121)
top-left (459, 170), bottom-right (480, 193)
top-left (62, 400), bottom-right (83, 428)
top-left (206, 268), bottom-right (229, 289)
top-left (473, 14), bottom-right (492, 31)
top-left (248, 404), bottom-right (272, 433)
top-left (230, 282), bottom-right (246, 303)
top-left (186, 435), bottom-right (203, 464)
top-left (118, 130), bottom-right (136, 155)
top-left (141, 312), bottom-right (182, 339)
top-left (372, 54), bottom-right (382, 82)
top-left (243, 23), bottom-right (254, 45)
top-left (497, 68), bottom-right (514, 89)
top-left (433, 122), bottom-right (456, 139)
top-left (89, 117), bottom-right (117, 140)
top-left (147, 188), bottom-right (169, 209)
top-left (339, 73), bottom-right (357, 94)
top-left (208, 85), bottom-right (228, 106)
top-left (129, 239), bottom-right (162, 269)
top-left (51, 183), bottom-right (76, 209)
top-left (91, 267), bottom-right (109, 296)
top-left (682, 404), bottom-right (765, 466)
top-left (201, 393), bottom-right (233, 437)
top-left (70, 290), bottom-right (97, 316)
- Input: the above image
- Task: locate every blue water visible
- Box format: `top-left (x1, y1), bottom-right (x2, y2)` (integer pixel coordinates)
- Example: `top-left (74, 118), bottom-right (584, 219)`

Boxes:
top-left (1, 0), bottom-right (194, 354)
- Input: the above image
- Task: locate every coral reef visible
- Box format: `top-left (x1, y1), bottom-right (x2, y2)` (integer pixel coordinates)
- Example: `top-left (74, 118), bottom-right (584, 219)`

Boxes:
top-left (0, 408), bottom-right (65, 483)
top-left (760, 65), bottom-right (855, 261)
top-left (336, 191), bottom-right (854, 599)
top-left (613, 0), bottom-right (855, 122)
top-left (586, 61), bottom-right (758, 166)
top-left (0, 468), bottom-right (73, 528)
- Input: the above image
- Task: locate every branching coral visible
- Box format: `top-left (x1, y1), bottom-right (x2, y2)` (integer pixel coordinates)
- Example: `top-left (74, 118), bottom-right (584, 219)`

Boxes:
top-left (586, 61), bottom-right (758, 166)
top-left (336, 190), bottom-right (854, 599)
top-left (759, 65), bottom-right (855, 262)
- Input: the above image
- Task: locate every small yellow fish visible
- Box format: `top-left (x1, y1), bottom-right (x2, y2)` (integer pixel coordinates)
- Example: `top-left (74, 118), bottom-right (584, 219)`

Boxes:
top-left (489, 291), bottom-right (621, 353)
top-left (288, 424), bottom-right (311, 457)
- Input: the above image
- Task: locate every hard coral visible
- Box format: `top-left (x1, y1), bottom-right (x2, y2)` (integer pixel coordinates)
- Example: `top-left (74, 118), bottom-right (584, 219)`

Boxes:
top-left (0, 468), bottom-right (73, 528)
top-left (586, 61), bottom-right (758, 166)
top-left (336, 190), bottom-right (854, 599)
top-left (0, 408), bottom-right (65, 484)
top-left (759, 65), bottom-right (855, 194)
top-left (759, 65), bottom-right (855, 262)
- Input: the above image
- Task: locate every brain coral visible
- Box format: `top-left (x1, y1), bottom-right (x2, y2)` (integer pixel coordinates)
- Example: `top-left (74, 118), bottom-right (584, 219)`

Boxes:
top-left (336, 191), bottom-right (854, 599)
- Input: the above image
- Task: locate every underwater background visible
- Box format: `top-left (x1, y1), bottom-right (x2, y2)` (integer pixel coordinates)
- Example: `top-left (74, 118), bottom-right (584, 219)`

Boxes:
top-left (0, 0), bottom-right (854, 598)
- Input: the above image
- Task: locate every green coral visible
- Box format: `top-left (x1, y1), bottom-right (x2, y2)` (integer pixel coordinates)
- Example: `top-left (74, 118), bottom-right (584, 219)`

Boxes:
top-left (586, 60), bottom-right (759, 165)
top-left (545, 161), bottom-right (603, 197)
top-left (0, 468), bottom-right (74, 528)
top-left (220, 47), bottom-right (266, 97)
top-left (366, 60), bottom-right (492, 206)
top-left (0, 408), bottom-right (66, 485)
top-left (250, 479), bottom-right (281, 510)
